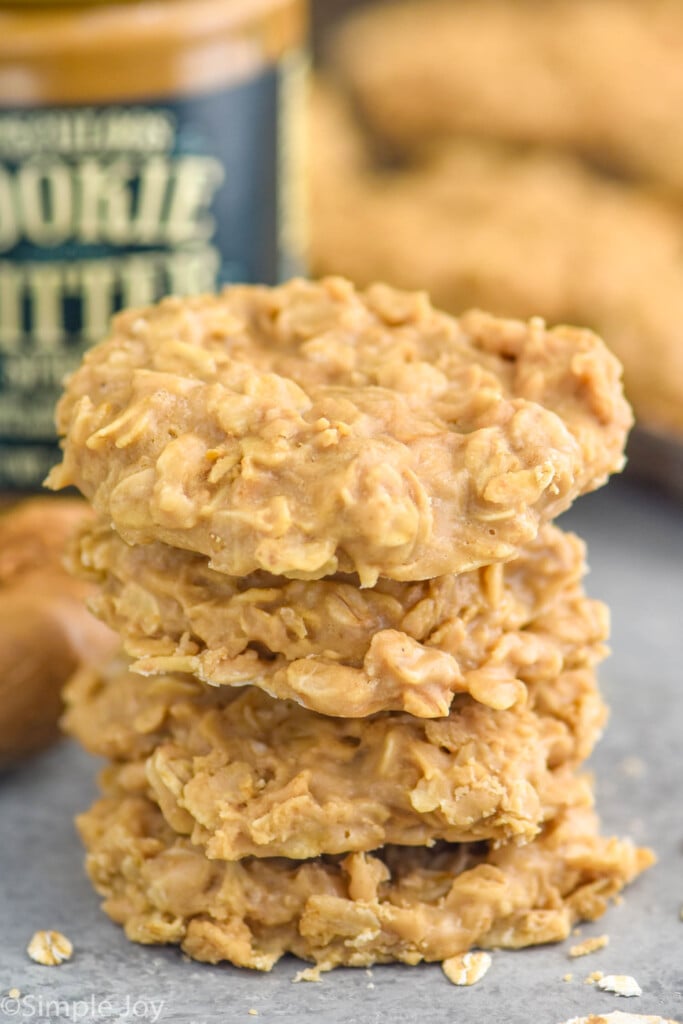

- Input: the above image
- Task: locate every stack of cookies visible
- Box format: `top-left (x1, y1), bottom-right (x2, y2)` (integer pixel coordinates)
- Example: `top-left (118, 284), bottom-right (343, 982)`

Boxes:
top-left (49, 278), bottom-right (652, 976)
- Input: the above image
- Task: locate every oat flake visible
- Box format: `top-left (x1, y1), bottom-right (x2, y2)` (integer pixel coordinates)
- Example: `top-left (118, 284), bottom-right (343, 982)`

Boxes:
top-left (597, 975), bottom-right (643, 998)
top-left (442, 951), bottom-right (492, 986)
top-left (570, 934), bottom-right (610, 958)
top-left (26, 930), bottom-right (73, 966)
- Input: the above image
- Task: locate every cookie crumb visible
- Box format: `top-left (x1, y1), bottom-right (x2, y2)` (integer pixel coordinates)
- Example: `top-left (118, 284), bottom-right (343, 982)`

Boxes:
top-left (619, 757), bottom-right (646, 778)
top-left (585, 970), bottom-right (605, 984)
top-left (558, 1013), bottom-right (680, 1023)
top-left (570, 934), bottom-right (609, 958)
top-left (248, 1010), bottom-right (258, 1017)
top-left (293, 965), bottom-right (322, 983)
top-left (597, 975), bottom-right (642, 998)
top-left (442, 951), bottom-right (492, 986)
top-left (8, 989), bottom-right (20, 999)
top-left (563, 973), bottom-right (574, 982)
top-left (26, 930), bottom-right (73, 966)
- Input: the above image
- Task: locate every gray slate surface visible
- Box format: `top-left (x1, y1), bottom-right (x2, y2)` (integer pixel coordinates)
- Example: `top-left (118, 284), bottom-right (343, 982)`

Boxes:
top-left (1, 478), bottom-right (682, 1024)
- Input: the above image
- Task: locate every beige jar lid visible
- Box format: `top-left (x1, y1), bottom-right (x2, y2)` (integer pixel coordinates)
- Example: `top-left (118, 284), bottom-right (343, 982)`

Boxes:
top-left (0, 0), bottom-right (306, 105)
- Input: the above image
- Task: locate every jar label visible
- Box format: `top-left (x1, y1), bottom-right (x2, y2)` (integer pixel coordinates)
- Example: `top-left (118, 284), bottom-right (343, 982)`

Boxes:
top-left (0, 59), bottom-right (305, 490)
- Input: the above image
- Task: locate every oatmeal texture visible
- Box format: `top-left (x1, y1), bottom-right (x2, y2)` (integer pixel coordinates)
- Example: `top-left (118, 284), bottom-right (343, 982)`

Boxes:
top-left (47, 278), bottom-right (631, 585)
top-left (62, 653), bottom-right (604, 859)
top-left (69, 521), bottom-right (606, 717)
top-left (77, 795), bottom-right (653, 973)
top-left (332, 0), bottom-right (683, 194)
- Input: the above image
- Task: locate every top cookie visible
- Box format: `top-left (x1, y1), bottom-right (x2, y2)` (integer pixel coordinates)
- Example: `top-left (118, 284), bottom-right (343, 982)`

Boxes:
top-left (47, 278), bottom-right (631, 584)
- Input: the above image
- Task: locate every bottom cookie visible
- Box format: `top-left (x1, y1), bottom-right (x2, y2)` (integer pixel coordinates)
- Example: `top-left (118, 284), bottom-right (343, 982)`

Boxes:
top-left (78, 795), bottom-right (652, 973)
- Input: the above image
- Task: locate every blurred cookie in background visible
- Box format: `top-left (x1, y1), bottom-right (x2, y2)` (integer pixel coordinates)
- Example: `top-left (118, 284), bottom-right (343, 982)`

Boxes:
top-left (311, 0), bottom-right (683, 492)
top-left (330, 0), bottom-right (683, 195)
top-left (311, 139), bottom-right (683, 440)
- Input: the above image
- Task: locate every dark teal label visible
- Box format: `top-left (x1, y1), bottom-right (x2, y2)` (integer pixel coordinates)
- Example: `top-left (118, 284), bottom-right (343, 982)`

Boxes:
top-left (0, 57), bottom-right (305, 490)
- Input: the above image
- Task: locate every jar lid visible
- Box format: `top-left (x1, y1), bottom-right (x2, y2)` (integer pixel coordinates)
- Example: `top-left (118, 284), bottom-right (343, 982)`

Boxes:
top-left (2, 1), bottom-right (129, 6)
top-left (0, 0), bottom-right (306, 105)
top-left (4, 0), bottom-right (186, 4)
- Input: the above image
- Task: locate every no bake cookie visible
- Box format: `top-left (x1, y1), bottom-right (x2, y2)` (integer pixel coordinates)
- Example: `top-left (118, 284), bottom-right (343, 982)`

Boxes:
top-left (48, 279), bottom-right (631, 585)
top-left (77, 795), bottom-right (653, 972)
top-left (69, 522), bottom-right (606, 717)
top-left (63, 657), bottom-right (604, 858)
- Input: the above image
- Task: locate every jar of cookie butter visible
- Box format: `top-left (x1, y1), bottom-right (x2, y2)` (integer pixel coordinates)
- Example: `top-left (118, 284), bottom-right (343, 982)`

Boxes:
top-left (0, 0), bottom-right (308, 491)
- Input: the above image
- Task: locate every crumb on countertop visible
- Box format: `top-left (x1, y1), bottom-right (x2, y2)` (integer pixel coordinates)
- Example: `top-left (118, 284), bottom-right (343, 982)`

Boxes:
top-left (26, 931), bottom-right (73, 966)
top-left (292, 965), bottom-right (322, 983)
top-left (596, 975), bottom-right (642, 998)
top-left (619, 757), bottom-right (647, 778)
top-left (570, 934), bottom-right (610, 958)
top-left (442, 951), bottom-right (492, 986)
top-left (558, 1012), bottom-right (681, 1023)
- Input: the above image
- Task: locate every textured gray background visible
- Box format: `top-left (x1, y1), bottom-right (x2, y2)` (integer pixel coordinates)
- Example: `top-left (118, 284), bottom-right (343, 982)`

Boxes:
top-left (1, 478), bottom-right (682, 1024)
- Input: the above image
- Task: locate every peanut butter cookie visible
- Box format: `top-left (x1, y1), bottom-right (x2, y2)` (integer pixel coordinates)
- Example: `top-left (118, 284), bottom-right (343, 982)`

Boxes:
top-left (47, 279), bottom-right (631, 585)
top-left (77, 795), bottom-right (653, 972)
top-left (70, 521), bottom-right (605, 718)
top-left (63, 656), bottom-right (605, 858)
